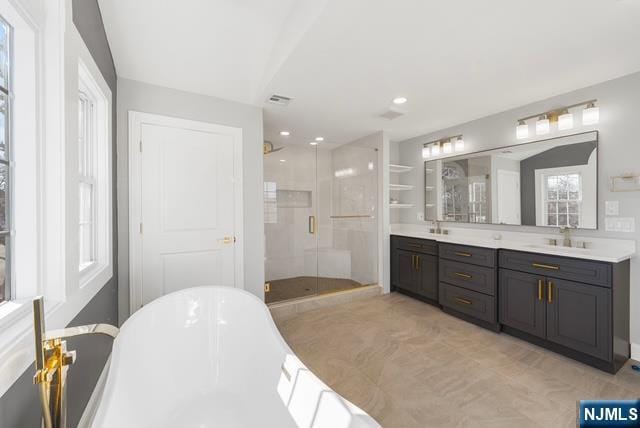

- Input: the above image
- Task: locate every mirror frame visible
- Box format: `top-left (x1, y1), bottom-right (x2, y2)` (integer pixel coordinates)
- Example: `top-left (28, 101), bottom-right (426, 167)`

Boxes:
top-left (424, 130), bottom-right (599, 230)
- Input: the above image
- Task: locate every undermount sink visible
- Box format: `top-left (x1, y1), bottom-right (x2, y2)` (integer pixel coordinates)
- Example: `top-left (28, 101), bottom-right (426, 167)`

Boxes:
top-left (525, 244), bottom-right (590, 253)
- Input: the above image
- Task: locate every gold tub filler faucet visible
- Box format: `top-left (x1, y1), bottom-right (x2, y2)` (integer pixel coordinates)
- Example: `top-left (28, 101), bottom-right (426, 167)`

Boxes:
top-left (32, 296), bottom-right (119, 428)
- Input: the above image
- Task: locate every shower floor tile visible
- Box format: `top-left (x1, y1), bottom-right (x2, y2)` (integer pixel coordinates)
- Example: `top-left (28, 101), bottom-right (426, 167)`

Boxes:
top-left (265, 276), bottom-right (367, 304)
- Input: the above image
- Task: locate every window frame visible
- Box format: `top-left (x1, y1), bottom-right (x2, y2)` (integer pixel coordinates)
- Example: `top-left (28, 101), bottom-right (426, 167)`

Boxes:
top-left (76, 58), bottom-right (112, 289)
top-left (78, 88), bottom-right (97, 273)
top-left (0, 14), bottom-right (12, 304)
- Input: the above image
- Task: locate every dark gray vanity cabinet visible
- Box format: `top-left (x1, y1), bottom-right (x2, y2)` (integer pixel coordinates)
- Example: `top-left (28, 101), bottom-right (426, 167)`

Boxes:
top-left (438, 243), bottom-right (499, 331)
top-left (391, 236), bottom-right (438, 302)
top-left (499, 250), bottom-right (629, 373)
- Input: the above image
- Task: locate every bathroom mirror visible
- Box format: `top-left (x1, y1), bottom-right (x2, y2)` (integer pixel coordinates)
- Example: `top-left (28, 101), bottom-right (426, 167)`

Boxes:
top-left (424, 131), bottom-right (598, 229)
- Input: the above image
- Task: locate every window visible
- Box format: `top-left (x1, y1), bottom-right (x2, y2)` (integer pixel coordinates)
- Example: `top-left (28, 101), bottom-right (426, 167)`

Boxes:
top-left (468, 181), bottom-right (487, 223)
top-left (544, 173), bottom-right (581, 227)
top-left (0, 17), bottom-right (11, 303)
top-left (78, 90), bottom-right (96, 271)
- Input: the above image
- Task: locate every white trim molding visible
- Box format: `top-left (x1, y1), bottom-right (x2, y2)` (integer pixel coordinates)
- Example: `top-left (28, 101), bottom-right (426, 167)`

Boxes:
top-left (632, 342), bottom-right (640, 362)
top-left (127, 111), bottom-right (244, 316)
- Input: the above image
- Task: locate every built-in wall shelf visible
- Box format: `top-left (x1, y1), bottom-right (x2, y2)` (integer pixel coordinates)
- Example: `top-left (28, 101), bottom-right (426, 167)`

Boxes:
top-left (390, 203), bottom-right (414, 209)
top-left (390, 184), bottom-right (414, 191)
top-left (389, 164), bottom-right (413, 173)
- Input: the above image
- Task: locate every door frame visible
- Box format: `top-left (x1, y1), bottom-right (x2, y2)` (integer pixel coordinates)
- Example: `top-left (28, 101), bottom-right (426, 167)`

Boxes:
top-left (128, 111), bottom-right (244, 314)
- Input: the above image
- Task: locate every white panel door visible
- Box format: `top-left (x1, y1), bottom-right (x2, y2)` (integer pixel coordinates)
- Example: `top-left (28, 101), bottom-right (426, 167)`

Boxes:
top-left (497, 169), bottom-right (521, 225)
top-left (139, 122), bottom-right (236, 306)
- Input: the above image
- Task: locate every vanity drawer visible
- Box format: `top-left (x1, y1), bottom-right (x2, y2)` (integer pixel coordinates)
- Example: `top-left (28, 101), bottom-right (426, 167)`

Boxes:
top-left (499, 250), bottom-right (612, 288)
top-left (439, 283), bottom-right (496, 324)
top-left (439, 259), bottom-right (496, 296)
top-left (439, 243), bottom-right (496, 267)
top-left (391, 235), bottom-right (438, 256)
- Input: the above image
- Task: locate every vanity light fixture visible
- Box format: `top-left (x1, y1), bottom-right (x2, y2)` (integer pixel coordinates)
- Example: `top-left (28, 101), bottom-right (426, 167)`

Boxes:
top-left (583, 102), bottom-right (599, 125)
top-left (558, 109), bottom-right (574, 130)
top-left (280, 131), bottom-right (291, 136)
top-left (422, 146), bottom-right (431, 158)
top-left (422, 134), bottom-right (464, 158)
top-left (442, 141), bottom-right (453, 154)
top-left (515, 99), bottom-right (598, 139)
top-left (516, 120), bottom-right (529, 140)
top-left (536, 115), bottom-right (550, 135)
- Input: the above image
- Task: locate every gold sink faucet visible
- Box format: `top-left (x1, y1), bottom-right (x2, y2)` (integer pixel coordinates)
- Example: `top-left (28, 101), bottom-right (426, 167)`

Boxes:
top-left (32, 297), bottom-right (118, 428)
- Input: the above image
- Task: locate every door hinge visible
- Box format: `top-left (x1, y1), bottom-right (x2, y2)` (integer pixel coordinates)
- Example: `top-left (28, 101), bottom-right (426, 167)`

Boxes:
top-left (139, 140), bottom-right (143, 152)
top-left (139, 222), bottom-right (143, 234)
top-left (264, 283), bottom-right (271, 293)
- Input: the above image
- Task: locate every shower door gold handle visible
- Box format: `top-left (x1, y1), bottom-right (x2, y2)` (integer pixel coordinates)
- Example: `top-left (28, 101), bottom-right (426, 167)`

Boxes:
top-left (308, 216), bottom-right (316, 234)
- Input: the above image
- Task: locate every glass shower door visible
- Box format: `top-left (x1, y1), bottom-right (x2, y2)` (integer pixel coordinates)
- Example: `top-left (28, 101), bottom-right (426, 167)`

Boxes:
top-left (263, 144), bottom-right (318, 303)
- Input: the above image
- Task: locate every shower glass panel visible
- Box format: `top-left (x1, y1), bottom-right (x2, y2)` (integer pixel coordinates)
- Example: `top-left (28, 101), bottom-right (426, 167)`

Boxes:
top-left (264, 144), bottom-right (318, 304)
top-left (263, 143), bottom-right (378, 304)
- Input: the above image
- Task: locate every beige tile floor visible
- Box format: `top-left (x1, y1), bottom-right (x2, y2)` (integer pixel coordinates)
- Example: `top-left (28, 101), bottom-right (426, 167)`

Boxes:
top-left (275, 292), bottom-right (640, 428)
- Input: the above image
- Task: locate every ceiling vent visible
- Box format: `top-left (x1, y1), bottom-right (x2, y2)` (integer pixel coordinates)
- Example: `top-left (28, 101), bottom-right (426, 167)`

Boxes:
top-left (267, 94), bottom-right (293, 106)
top-left (379, 106), bottom-right (407, 120)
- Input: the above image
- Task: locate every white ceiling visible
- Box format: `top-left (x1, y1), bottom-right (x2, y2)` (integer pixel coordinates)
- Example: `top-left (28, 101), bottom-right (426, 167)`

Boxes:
top-left (99, 0), bottom-right (640, 145)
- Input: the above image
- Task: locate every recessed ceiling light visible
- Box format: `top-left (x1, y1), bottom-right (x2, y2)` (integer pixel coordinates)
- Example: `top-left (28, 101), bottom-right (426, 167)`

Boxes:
top-left (309, 141), bottom-right (318, 146)
top-left (280, 131), bottom-right (290, 136)
top-left (279, 159), bottom-right (286, 162)
top-left (392, 97), bottom-right (408, 105)
top-left (315, 137), bottom-right (324, 142)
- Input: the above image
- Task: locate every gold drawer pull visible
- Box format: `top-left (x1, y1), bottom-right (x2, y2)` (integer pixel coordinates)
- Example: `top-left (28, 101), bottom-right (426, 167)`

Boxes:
top-left (538, 279), bottom-right (544, 301)
top-left (454, 297), bottom-right (473, 306)
top-left (408, 244), bottom-right (422, 248)
top-left (455, 251), bottom-right (472, 257)
top-left (455, 272), bottom-right (472, 279)
top-left (532, 262), bottom-right (559, 271)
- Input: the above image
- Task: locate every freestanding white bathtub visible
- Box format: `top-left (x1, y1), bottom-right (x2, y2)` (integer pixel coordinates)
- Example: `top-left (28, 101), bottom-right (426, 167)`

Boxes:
top-left (91, 286), bottom-right (380, 428)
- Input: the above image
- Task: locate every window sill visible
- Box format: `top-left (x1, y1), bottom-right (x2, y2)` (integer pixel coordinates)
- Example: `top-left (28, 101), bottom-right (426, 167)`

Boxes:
top-left (0, 299), bottom-right (33, 330)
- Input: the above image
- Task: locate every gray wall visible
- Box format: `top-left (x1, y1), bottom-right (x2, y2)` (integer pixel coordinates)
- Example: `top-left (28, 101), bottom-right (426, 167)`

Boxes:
top-left (520, 142), bottom-right (597, 225)
top-left (116, 78), bottom-right (265, 325)
top-left (395, 70), bottom-right (640, 350)
top-left (0, 1), bottom-right (118, 427)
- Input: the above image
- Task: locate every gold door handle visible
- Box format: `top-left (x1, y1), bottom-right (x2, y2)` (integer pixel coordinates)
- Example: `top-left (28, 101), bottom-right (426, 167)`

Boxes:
top-left (219, 236), bottom-right (234, 244)
top-left (415, 255), bottom-right (420, 271)
top-left (454, 297), bottom-right (473, 306)
top-left (547, 280), bottom-right (553, 304)
top-left (411, 254), bottom-right (415, 270)
top-left (308, 216), bottom-right (316, 234)
top-left (454, 252), bottom-right (472, 257)
top-left (532, 263), bottom-right (559, 271)
top-left (538, 279), bottom-right (544, 301)
top-left (454, 272), bottom-right (472, 279)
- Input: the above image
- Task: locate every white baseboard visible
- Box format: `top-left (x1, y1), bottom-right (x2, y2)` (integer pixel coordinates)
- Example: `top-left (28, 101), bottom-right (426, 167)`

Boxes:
top-left (78, 357), bottom-right (110, 428)
top-left (631, 343), bottom-right (640, 361)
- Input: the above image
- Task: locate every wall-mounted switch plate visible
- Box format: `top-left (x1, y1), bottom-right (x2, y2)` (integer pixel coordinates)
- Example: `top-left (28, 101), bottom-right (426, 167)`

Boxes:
top-left (605, 217), bottom-right (635, 232)
top-left (417, 212), bottom-right (424, 221)
top-left (605, 201), bottom-right (620, 216)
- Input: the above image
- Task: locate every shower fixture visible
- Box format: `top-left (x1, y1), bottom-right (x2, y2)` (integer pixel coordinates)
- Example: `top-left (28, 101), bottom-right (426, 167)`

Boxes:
top-left (263, 141), bottom-right (284, 155)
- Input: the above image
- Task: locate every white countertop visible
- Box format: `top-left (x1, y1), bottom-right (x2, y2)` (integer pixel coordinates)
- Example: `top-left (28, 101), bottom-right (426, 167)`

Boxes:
top-left (390, 224), bottom-right (636, 263)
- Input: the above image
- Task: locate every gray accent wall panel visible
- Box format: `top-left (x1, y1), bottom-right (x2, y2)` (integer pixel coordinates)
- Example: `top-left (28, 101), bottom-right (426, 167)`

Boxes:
top-left (0, 1), bottom-right (118, 426)
top-left (520, 142), bottom-right (596, 225)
